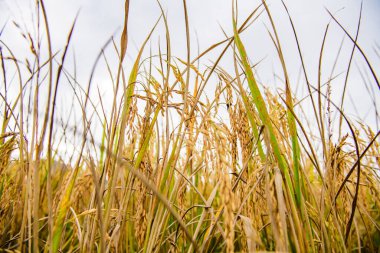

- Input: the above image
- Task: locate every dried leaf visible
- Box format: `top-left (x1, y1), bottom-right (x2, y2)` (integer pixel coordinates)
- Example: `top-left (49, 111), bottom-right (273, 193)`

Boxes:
top-left (238, 215), bottom-right (256, 252)
top-left (120, 0), bottom-right (130, 61)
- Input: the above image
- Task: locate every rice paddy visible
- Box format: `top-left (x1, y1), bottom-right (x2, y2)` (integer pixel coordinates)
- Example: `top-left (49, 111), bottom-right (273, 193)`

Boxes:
top-left (0, 0), bottom-right (379, 252)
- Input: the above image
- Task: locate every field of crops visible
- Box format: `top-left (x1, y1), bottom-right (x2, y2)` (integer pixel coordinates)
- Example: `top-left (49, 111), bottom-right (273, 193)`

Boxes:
top-left (1, 0), bottom-right (379, 252)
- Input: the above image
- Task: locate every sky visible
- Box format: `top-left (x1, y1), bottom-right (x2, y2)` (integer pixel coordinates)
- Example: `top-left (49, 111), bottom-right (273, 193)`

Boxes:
top-left (1, 0), bottom-right (379, 156)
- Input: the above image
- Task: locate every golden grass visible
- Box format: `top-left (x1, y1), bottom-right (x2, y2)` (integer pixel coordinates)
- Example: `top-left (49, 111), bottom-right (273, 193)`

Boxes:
top-left (0, 0), bottom-right (379, 252)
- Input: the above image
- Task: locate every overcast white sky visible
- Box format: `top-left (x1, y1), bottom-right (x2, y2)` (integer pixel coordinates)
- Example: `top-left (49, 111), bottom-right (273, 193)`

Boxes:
top-left (1, 0), bottom-right (379, 144)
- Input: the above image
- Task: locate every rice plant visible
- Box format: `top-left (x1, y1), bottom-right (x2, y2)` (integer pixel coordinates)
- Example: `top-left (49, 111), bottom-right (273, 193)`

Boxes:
top-left (0, 0), bottom-right (379, 252)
